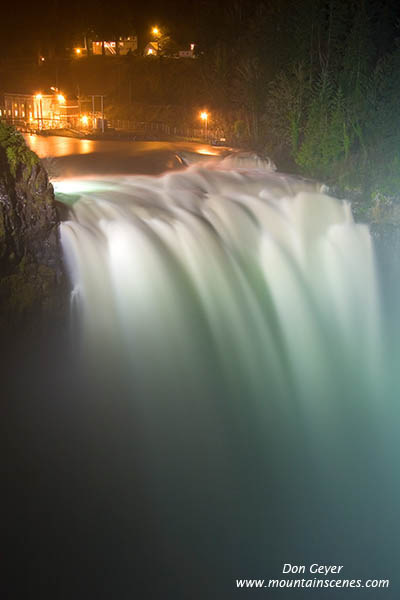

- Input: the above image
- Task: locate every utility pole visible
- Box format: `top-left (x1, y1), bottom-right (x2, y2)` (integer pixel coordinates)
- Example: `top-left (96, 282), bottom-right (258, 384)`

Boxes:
top-left (89, 95), bottom-right (106, 133)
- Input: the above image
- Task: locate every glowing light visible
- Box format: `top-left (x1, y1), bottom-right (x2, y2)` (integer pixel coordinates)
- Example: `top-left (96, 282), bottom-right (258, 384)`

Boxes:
top-left (75, 48), bottom-right (81, 55)
top-left (197, 148), bottom-right (219, 156)
top-left (190, 43), bottom-right (195, 51)
top-left (80, 139), bottom-right (94, 154)
top-left (147, 48), bottom-right (154, 55)
top-left (57, 94), bottom-right (65, 104)
top-left (54, 179), bottom-right (114, 196)
top-left (81, 115), bottom-right (89, 125)
top-left (40, 57), bottom-right (45, 62)
top-left (35, 93), bottom-right (43, 100)
top-left (152, 26), bottom-right (160, 36)
top-left (200, 111), bottom-right (208, 121)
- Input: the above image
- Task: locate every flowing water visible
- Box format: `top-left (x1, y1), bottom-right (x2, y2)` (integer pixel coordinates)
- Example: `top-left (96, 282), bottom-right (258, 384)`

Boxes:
top-left (44, 155), bottom-right (400, 597)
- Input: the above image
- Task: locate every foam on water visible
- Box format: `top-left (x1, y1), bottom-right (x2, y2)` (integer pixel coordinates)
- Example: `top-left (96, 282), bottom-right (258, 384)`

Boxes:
top-left (58, 157), bottom-right (382, 405)
top-left (56, 157), bottom-right (400, 597)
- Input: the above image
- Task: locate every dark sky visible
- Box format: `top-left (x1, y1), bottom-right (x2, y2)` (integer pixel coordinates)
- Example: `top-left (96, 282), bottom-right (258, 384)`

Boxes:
top-left (3, 0), bottom-right (399, 58)
top-left (0, 0), bottom-right (219, 56)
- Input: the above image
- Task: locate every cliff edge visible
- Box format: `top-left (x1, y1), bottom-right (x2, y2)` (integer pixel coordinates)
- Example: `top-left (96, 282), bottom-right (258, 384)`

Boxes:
top-left (0, 124), bottom-right (67, 336)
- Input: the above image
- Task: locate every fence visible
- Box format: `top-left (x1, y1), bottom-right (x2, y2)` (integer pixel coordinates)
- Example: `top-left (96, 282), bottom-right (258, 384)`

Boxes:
top-left (108, 119), bottom-right (220, 140)
top-left (0, 115), bottom-right (223, 141)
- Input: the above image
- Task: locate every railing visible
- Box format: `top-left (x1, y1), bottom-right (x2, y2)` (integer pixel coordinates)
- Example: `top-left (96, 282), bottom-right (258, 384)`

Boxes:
top-left (0, 115), bottom-right (224, 141)
top-left (0, 116), bottom-right (74, 131)
top-left (107, 119), bottom-right (220, 140)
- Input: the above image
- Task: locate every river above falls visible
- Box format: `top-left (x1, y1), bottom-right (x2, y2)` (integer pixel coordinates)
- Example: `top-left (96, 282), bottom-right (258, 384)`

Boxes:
top-left (24, 134), bottom-right (228, 177)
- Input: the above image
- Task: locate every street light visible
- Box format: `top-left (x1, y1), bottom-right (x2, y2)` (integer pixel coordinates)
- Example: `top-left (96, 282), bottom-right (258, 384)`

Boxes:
top-left (151, 26), bottom-right (161, 53)
top-left (200, 111), bottom-right (209, 141)
top-left (57, 94), bottom-right (65, 104)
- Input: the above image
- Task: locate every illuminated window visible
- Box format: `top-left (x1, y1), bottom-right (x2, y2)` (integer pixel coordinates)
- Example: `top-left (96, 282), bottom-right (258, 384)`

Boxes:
top-left (15, 110), bottom-right (18, 116)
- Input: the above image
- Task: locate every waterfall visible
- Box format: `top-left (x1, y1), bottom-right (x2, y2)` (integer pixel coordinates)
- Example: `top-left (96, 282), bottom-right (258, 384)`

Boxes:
top-left (55, 157), bottom-right (398, 597)
top-left (58, 160), bottom-right (381, 404)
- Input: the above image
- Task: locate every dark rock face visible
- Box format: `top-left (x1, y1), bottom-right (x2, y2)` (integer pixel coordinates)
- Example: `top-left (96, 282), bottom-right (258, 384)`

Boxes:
top-left (0, 144), bottom-right (67, 336)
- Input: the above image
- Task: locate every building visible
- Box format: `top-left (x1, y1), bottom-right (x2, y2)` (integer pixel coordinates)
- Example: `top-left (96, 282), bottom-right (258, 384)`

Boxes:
top-left (178, 43), bottom-right (196, 58)
top-left (3, 92), bottom-right (80, 129)
top-left (144, 41), bottom-right (159, 56)
top-left (92, 36), bottom-right (138, 56)
top-left (144, 41), bottom-right (196, 59)
top-left (178, 50), bottom-right (195, 58)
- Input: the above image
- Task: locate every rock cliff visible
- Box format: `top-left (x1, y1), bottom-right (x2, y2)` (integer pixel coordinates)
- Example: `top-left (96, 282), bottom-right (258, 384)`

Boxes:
top-left (0, 124), bottom-right (67, 336)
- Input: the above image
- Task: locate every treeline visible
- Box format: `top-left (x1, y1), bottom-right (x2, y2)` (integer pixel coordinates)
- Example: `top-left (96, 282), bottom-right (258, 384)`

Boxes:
top-left (197, 0), bottom-right (400, 197)
top-left (4, 0), bottom-right (400, 199)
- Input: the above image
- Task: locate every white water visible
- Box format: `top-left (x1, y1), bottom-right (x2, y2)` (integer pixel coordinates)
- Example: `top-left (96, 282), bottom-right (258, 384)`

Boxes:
top-left (58, 158), bottom-right (382, 407)
top-left (55, 157), bottom-right (400, 596)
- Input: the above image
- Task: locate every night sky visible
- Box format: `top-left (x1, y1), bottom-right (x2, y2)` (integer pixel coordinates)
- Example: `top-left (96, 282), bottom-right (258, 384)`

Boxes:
top-left (2, 0), bottom-right (400, 59)
top-left (0, 0), bottom-right (224, 57)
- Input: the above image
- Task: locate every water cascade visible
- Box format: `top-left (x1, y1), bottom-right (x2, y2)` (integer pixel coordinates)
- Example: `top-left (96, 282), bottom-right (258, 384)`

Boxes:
top-left (56, 157), bottom-right (399, 597)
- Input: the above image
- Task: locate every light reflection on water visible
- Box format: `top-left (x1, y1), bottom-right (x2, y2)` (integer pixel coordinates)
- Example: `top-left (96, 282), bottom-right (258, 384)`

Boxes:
top-left (24, 134), bottom-right (228, 179)
top-left (24, 133), bottom-right (225, 161)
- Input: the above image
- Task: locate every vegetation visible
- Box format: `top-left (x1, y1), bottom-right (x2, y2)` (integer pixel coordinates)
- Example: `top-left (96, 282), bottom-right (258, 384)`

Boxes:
top-left (0, 122), bottom-right (38, 178)
top-left (195, 0), bottom-right (400, 214)
top-left (2, 0), bottom-right (400, 214)
top-left (0, 123), bottom-right (66, 334)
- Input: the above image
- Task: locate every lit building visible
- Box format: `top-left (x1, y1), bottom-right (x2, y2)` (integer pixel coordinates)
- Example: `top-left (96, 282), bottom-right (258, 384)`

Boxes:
top-left (4, 92), bottom-right (80, 129)
top-left (92, 36), bottom-right (138, 56)
top-left (178, 44), bottom-right (196, 58)
top-left (144, 42), bottom-right (158, 56)
top-left (178, 50), bottom-right (195, 58)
